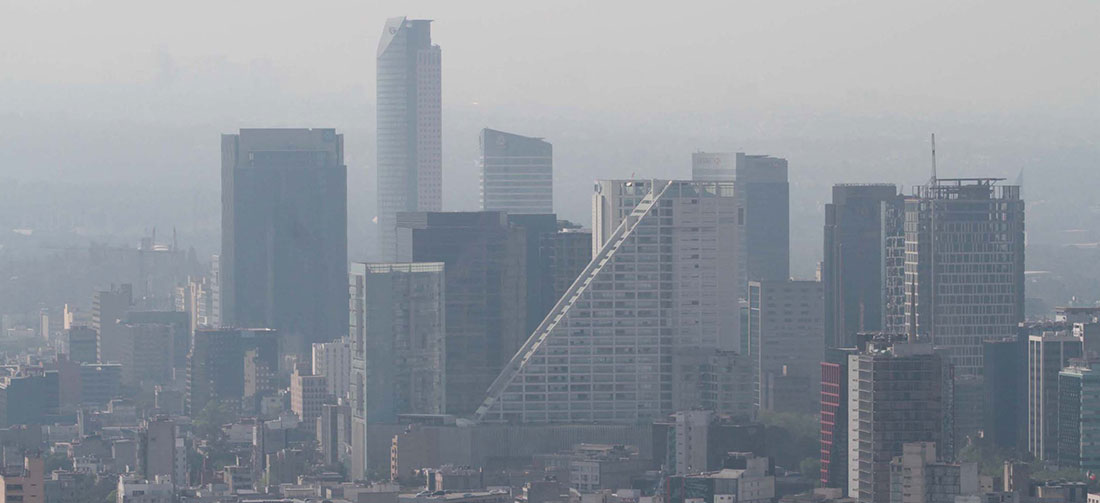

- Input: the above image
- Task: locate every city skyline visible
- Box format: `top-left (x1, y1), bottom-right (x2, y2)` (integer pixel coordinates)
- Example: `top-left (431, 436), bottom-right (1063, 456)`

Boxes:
top-left (0, 4), bottom-right (1097, 502)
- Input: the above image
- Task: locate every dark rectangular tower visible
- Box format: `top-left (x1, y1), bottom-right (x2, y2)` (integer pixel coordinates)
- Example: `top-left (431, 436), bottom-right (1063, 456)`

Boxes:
top-left (397, 212), bottom-right (527, 416)
top-left (736, 153), bottom-right (789, 284)
top-left (221, 128), bottom-right (347, 355)
top-left (823, 184), bottom-right (903, 348)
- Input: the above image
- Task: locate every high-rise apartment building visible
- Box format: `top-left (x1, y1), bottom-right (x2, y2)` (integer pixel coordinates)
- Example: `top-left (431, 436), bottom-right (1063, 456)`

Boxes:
top-left (1028, 325), bottom-right (1083, 461)
top-left (397, 212), bottom-right (527, 415)
top-left (476, 180), bottom-right (740, 423)
top-left (480, 128), bottom-right (553, 214)
top-left (1057, 364), bottom-right (1100, 472)
top-left (376, 17), bottom-right (442, 261)
top-left (823, 184), bottom-right (904, 348)
top-left (312, 336), bottom-right (352, 402)
top-left (349, 262), bottom-right (445, 480)
top-left (749, 279), bottom-right (825, 414)
top-left (93, 283), bottom-right (132, 364)
top-left (848, 341), bottom-right (950, 503)
top-left (820, 347), bottom-right (858, 488)
top-left (220, 128), bottom-right (347, 354)
top-left (901, 179), bottom-right (1025, 375)
top-left (290, 365), bottom-right (327, 435)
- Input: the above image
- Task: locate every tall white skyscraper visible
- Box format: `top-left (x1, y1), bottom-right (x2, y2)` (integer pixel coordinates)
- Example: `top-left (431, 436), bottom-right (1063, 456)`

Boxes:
top-left (475, 180), bottom-right (740, 423)
top-left (479, 128), bottom-right (553, 214)
top-left (376, 17), bottom-right (442, 261)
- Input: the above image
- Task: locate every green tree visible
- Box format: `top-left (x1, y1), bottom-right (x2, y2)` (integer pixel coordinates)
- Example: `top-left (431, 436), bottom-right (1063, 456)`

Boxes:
top-left (193, 400), bottom-right (236, 441)
top-left (45, 451), bottom-right (73, 472)
top-left (800, 457), bottom-right (821, 479)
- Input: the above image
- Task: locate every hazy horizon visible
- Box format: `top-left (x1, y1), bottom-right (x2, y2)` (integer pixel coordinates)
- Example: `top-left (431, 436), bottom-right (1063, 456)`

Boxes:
top-left (1, 1), bottom-right (1097, 276)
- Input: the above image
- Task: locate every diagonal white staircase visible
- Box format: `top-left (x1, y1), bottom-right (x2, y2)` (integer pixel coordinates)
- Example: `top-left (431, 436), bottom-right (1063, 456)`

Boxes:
top-left (474, 180), bottom-right (672, 422)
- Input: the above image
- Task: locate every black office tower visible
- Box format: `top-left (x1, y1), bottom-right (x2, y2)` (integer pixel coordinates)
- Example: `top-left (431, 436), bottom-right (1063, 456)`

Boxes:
top-left (397, 212), bottom-right (527, 415)
top-left (823, 184), bottom-right (903, 348)
top-left (221, 129), bottom-right (348, 355)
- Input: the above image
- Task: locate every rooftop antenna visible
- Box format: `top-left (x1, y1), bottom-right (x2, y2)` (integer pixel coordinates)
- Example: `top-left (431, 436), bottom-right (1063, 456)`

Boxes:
top-left (929, 133), bottom-right (937, 186)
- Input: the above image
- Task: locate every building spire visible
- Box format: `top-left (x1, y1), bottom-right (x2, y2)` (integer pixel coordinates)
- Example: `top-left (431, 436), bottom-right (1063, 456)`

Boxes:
top-left (930, 133), bottom-right (937, 186)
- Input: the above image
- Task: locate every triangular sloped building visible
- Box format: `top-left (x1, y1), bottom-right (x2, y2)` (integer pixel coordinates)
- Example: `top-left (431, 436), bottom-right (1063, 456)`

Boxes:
top-left (476, 180), bottom-right (740, 423)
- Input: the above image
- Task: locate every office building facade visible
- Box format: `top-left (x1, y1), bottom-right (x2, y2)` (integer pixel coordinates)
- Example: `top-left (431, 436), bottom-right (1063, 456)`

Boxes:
top-left (820, 347), bottom-right (858, 488)
top-left (480, 128), bottom-right (553, 214)
top-left (749, 279), bottom-right (825, 414)
top-left (983, 337), bottom-right (1026, 450)
top-left (1057, 364), bottom-right (1100, 472)
top-left (901, 179), bottom-right (1025, 375)
top-left (848, 342), bottom-right (949, 503)
top-left (220, 128), bottom-right (347, 354)
top-left (397, 212), bottom-right (527, 416)
top-left (93, 283), bottom-right (132, 364)
top-left (376, 17), bottom-right (442, 260)
top-left (547, 227), bottom-right (593, 303)
top-left (312, 336), bottom-right (352, 401)
top-left (1028, 326), bottom-right (1083, 460)
top-left (349, 262), bottom-right (445, 479)
top-left (735, 153), bottom-right (789, 284)
top-left (823, 184), bottom-right (903, 348)
top-left (65, 326), bottom-right (98, 364)
top-left (476, 180), bottom-right (740, 423)
top-left (508, 214), bottom-right (561, 339)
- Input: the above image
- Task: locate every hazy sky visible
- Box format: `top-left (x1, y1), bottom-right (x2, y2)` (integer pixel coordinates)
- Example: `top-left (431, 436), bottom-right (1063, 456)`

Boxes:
top-left (3, 1), bottom-right (1097, 113)
top-left (1, 1), bottom-right (1098, 268)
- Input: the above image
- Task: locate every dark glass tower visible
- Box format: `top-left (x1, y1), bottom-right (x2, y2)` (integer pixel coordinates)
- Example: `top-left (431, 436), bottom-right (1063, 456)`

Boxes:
top-left (397, 212), bottom-right (527, 415)
top-left (822, 184), bottom-right (902, 348)
top-left (736, 153), bottom-right (789, 284)
top-left (220, 129), bottom-right (347, 355)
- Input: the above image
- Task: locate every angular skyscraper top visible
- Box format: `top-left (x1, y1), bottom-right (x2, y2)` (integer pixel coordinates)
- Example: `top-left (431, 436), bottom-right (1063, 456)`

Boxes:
top-left (480, 128), bottom-right (553, 214)
top-left (221, 129), bottom-right (348, 354)
top-left (377, 17), bottom-right (442, 261)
